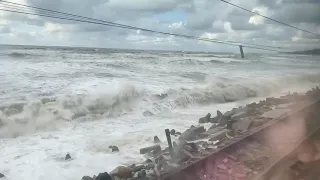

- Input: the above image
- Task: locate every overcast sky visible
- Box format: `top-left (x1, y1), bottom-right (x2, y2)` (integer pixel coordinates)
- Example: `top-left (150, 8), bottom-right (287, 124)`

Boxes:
top-left (0, 0), bottom-right (319, 52)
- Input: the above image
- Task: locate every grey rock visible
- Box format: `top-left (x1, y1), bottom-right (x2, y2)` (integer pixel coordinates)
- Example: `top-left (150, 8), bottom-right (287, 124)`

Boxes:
top-left (170, 129), bottom-right (176, 135)
top-left (175, 132), bottom-right (181, 135)
top-left (65, 153), bottom-right (71, 160)
top-left (140, 145), bottom-right (161, 154)
top-left (261, 109), bottom-right (290, 119)
top-left (175, 149), bottom-right (195, 163)
top-left (208, 129), bottom-right (228, 141)
top-left (231, 111), bottom-right (247, 119)
top-left (217, 116), bottom-right (229, 127)
top-left (108, 146), bottom-right (119, 152)
top-left (154, 136), bottom-right (161, 143)
top-left (232, 119), bottom-right (252, 132)
top-left (109, 166), bottom-right (133, 179)
top-left (209, 117), bottom-right (218, 123)
top-left (145, 159), bottom-right (152, 163)
top-left (96, 172), bottom-right (112, 180)
top-left (145, 163), bottom-right (155, 170)
top-left (0, 173), bottom-right (4, 178)
top-left (179, 126), bottom-right (205, 141)
top-left (198, 113), bottom-right (211, 124)
top-left (224, 110), bottom-right (235, 117)
top-left (132, 165), bottom-right (145, 172)
top-left (138, 170), bottom-right (147, 178)
top-left (81, 176), bottom-right (94, 180)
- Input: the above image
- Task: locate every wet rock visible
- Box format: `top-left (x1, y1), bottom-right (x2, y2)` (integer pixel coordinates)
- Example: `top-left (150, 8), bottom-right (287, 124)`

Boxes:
top-left (232, 119), bottom-right (252, 132)
top-left (81, 176), bottom-right (94, 180)
top-left (65, 153), bottom-right (71, 160)
top-left (0, 173), bottom-right (4, 178)
top-left (154, 136), bottom-right (161, 143)
top-left (261, 109), bottom-right (290, 119)
top-left (146, 163), bottom-right (155, 170)
top-left (175, 132), bottom-right (181, 135)
top-left (186, 142), bottom-right (197, 152)
top-left (96, 172), bottom-right (112, 180)
top-left (108, 146), bottom-right (119, 152)
top-left (208, 129), bottom-right (228, 141)
top-left (110, 166), bottom-right (133, 179)
top-left (132, 165), bottom-right (145, 172)
top-left (176, 150), bottom-right (196, 163)
top-left (209, 117), bottom-right (218, 123)
top-left (138, 170), bottom-right (147, 178)
top-left (214, 110), bottom-right (230, 126)
top-left (170, 129), bottom-right (176, 135)
top-left (231, 111), bottom-right (247, 119)
top-left (179, 126), bottom-right (205, 141)
top-left (140, 145), bottom-right (161, 154)
top-left (145, 159), bottom-right (153, 163)
top-left (198, 113), bottom-right (211, 124)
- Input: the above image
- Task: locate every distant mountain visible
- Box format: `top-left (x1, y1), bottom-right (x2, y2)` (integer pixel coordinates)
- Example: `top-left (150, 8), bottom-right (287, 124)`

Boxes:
top-left (289, 49), bottom-right (320, 55)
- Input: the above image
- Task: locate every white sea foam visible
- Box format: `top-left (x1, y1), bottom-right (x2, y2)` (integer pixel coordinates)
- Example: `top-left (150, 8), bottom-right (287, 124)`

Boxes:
top-left (0, 45), bottom-right (320, 180)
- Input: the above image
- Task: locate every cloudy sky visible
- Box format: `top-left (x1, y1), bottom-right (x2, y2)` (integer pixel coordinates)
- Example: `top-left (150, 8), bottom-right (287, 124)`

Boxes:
top-left (0, 0), bottom-right (319, 52)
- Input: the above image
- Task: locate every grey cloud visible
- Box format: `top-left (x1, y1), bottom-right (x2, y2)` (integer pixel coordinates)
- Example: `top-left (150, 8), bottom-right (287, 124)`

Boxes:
top-left (271, 4), bottom-right (320, 24)
top-left (0, 25), bottom-right (11, 34)
top-left (0, 0), bottom-right (319, 51)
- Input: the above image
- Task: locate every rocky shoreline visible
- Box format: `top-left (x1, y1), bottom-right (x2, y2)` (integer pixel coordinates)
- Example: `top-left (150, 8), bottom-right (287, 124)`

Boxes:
top-left (75, 87), bottom-right (320, 180)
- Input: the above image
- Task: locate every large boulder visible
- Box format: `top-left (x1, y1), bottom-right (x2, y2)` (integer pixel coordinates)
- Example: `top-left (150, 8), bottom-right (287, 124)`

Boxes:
top-left (108, 146), bottom-right (119, 152)
top-left (81, 176), bottom-right (94, 180)
top-left (208, 129), bottom-right (228, 142)
top-left (179, 126), bottom-right (205, 141)
top-left (110, 166), bottom-right (133, 179)
top-left (132, 165), bottom-right (145, 172)
top-left (65, 153), bottom-right (71, 160)
top-left (198, 113), bottom-right (211, 124)
top-left (140, 145), bottom-right (161, 154)
top-left (96, 172), bottom-right (112, 180)
top-left (170, 129), bottom-right (176, 135)
top-left (154, 136), bottom-right (161, 143)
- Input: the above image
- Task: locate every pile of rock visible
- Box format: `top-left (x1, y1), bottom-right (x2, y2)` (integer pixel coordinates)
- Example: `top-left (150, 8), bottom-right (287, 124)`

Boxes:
top-left (79, 87), bottom-right (320, 180)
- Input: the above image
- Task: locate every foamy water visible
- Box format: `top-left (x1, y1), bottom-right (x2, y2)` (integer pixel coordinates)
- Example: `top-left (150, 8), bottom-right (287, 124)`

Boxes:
top-left (0, 45), bottom-right (319, 180)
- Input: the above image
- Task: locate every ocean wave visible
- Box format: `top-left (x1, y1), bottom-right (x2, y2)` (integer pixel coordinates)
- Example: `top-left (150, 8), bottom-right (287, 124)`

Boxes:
top-left (8, 52), bottom-right (41, 58)
top-left (0, 84), bottom-right (143, 138)
top-left (169, 58), bottom-right (252, 65)
top-left (147, 73), bottom-right (320, 113)
top-left (0, 73), bottom-right (319, 138)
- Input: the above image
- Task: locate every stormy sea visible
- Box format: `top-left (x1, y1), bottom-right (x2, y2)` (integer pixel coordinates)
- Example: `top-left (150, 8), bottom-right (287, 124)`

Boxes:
top-left (0, 44), bottom-right (319, 180)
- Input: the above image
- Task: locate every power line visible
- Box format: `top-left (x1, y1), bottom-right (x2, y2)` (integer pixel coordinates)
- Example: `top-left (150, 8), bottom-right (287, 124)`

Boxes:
top-left (0, 2), bottom-right (291, 52)
top-left (0, 0), bottom-right (292, 51)
top-left (220, 0), bottom-right (320, 38)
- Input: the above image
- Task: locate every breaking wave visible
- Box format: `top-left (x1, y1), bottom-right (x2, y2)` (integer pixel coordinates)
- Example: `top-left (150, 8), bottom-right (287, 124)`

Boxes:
top-left (0, 73), bottom-right (319, 138)
top-left (169, 58), bottom-right (253, 65)
top-left (8, 52), bottom-right (40, 58)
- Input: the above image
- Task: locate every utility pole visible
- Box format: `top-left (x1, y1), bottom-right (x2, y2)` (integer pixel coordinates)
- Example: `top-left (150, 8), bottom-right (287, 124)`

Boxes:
top-left (239, 45), bottom-right (244, 59)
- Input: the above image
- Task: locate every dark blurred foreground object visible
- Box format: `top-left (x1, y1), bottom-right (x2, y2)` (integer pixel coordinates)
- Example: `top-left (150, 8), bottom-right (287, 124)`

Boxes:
top-left (0, 173), bottom-right (4, 178)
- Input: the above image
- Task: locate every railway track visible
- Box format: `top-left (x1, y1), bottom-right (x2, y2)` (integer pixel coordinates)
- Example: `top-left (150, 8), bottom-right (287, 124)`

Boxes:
top-left (164, 98), bottom-right (320, 180)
